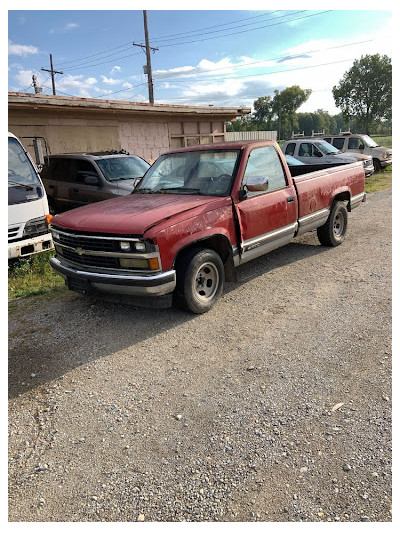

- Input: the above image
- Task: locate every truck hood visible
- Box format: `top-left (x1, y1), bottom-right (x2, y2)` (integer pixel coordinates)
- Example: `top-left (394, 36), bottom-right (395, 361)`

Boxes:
top-left (51, 193), bottom-right (225, 235)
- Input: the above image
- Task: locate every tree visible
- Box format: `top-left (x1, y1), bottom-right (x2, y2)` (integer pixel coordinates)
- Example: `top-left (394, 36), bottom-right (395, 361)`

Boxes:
top-left (332, 54), bottom-right (392, 134)
top-left (253, 96), bottom-right (275, 129)
top-left (273, 86), bottom-right (312, 139)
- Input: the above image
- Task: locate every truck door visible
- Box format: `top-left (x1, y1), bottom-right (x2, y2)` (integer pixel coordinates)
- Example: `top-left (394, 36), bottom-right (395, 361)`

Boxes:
top-left (235, 145), bottom-right (298, 264)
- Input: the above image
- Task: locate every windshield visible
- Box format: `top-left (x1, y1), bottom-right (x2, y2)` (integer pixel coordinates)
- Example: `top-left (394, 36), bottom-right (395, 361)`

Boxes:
top-left (8, 137), bottom-right (41, 188)
top-left (96, 156), bottom-right (150, 182)
top-left (360, 135), bottom-right (379, 148)
top-left (314, 140), bottom-right (340, 155)
top-left (135, 150), bottom-right (240, 196)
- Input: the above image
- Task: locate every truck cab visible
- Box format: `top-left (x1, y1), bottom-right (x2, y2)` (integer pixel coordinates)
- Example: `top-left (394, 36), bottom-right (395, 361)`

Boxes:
top-left (8, 133), bottom-right (53, 259)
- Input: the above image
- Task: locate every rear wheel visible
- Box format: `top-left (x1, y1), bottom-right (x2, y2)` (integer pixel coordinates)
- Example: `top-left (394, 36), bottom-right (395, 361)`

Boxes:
top-left (317, 201), bottom-right (348, 247)
top-left (175, 248), bottom-right (225, 314)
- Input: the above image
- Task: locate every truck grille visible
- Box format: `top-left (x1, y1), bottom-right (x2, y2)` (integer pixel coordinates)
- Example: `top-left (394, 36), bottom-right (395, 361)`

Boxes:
top-left (60, 248), bottom-right (120, 269)
top-left (51, 226), bottom-right (150, 272)
top-left (55, 231), bottom-right (116, 253)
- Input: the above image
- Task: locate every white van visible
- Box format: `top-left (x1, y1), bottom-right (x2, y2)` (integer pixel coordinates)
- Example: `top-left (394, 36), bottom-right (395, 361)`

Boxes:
top-left (322, 133), bottom-right (392, 172)
top-left (8, 132), bottom-right (53, 259)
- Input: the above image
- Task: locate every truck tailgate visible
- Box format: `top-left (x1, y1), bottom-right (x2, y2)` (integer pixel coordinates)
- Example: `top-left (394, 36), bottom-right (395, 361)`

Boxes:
top-left (292, 162), bottom-right (365, 220)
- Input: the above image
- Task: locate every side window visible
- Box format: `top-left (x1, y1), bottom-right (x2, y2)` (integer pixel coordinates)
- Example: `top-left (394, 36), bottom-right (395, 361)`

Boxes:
top-left (298, 143), bottom-right (313, 157)
top-left (49, 159), bottom-right (75, 182)
top-left (285, 142), bottom-right (296, 156)
top-left (243, 146), bottom-right (287, 196)
top-left (348, 137), bottom-right (362, 150)
top-left (75, 159), bottom-right (99, 183)
top-left (332, 138), bottom-right (345, 150)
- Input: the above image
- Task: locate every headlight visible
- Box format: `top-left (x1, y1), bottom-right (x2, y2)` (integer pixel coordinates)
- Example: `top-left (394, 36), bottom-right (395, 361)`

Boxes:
top-left (119, 240), bottom-right (147, 252)
top-left (382, 153), bottom-right (388, 159)
top-left (23, 216), bottom-right (48, 237)
top-left (51, 229), bottom-right (60, 241)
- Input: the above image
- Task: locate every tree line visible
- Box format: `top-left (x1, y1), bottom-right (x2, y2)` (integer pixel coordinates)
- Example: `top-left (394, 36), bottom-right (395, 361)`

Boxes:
top-left (226, 54), bottom-right (392, 139)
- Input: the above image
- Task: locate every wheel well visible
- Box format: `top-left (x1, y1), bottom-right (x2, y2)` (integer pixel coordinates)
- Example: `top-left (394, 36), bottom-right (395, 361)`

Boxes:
top-left (174, 235), bottom-right (236, 281)
top-left (332, 191), bottom-right (351, 211)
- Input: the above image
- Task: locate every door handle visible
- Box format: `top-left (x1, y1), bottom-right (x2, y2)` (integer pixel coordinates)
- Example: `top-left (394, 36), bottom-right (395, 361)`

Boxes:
top-left (287, 196), bottom-right (295, 203)
top-left (72, 188), bottom-right (79, 193)
top-left (48, 184), bottom-right (54, 189)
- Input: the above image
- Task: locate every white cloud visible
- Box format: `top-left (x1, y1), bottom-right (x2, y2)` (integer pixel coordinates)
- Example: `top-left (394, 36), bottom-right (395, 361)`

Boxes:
top-left (8, 40), bottom-right (38, 57)
top-left (100, 76), bottom-right (122, 86)
top-left (110, 66), bottom-right (122, 74)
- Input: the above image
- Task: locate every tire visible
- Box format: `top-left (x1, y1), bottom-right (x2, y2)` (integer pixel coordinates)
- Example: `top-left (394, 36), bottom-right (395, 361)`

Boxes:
top-left (373, 159), bottom-right (381, 173)
top-left (175, 248), bottom-right (225, 314)
top-left (317, 201), bottom-right (348, 247)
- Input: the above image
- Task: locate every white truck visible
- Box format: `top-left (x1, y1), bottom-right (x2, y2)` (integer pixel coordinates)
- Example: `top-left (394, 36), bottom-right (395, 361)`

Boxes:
top-left (8, 132), bottom-right (53, 259)
top-left (282, 138), bottom-right (374, 178)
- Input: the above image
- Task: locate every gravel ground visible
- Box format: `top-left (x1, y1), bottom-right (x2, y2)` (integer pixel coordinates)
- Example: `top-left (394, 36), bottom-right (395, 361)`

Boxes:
top-left (8, 188), bottom-right (392, 523)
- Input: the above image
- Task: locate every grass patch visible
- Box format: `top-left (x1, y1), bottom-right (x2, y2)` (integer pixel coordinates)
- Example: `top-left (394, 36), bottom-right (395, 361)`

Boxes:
top-left (365, 168), bottom-right (392, 194)
top-left (8, 251), bottom-right (65, 300)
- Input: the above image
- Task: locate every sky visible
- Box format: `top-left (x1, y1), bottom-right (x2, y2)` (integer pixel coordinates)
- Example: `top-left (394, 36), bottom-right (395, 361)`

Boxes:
top-left (7, 4), bottom-right (393, 116)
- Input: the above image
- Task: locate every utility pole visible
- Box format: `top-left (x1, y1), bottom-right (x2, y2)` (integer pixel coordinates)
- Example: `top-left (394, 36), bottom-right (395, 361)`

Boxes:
top-left (41, 54), bottom-right (63, 95)
top-left (133, 10), bottom-right (158, 104)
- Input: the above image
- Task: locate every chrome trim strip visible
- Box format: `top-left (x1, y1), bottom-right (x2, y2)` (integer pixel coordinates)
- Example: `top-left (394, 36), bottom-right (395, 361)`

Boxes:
top-left (51, 228), bottom-right (142, 242)
top-left (351, 192), bottom-right (366, 208)
top-left (242, 222), bottom-right (298, 253)
top-left (298, 208), bottom-right (330, 225)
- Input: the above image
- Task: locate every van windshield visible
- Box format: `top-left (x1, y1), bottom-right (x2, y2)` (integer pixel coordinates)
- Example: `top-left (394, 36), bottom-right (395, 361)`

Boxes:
top-left (360, 135), bottom-right (379, 148)
top-left (8, 137), bottom-right (41, 189)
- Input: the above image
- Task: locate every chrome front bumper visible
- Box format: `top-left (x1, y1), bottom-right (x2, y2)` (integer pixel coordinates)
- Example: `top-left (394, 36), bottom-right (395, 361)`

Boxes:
top-left (50, 256), bottom-right (176, 297)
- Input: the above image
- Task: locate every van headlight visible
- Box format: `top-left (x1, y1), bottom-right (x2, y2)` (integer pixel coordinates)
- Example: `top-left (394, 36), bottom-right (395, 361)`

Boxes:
top-left (23, 216), bottom-right (48, 237)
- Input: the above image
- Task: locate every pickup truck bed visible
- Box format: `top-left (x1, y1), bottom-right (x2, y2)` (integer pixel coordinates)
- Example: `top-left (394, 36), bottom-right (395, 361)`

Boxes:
top-left (50, 140), bottom-right (366, 313)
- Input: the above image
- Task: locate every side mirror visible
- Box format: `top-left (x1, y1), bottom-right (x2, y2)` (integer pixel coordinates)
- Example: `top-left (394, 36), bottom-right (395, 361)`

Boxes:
top-left (246, 175), bottom-right (269, 193)
top-left (315, 150), bottom-right (323, 158)
top-left (82, 174), bottom-right (100, 186)
top-left (32, 138), bottom-right (45, 167)
top-left (359, 143), bottom-right (365, 150)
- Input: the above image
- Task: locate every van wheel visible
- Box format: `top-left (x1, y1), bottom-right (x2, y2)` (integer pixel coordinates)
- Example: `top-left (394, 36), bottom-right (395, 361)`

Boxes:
top-left (317, 201), bottom-right (348, 247)
top-left (373, 159), bottom-right (381, 172)
top-left (175, 248), bottom-right (224, 314)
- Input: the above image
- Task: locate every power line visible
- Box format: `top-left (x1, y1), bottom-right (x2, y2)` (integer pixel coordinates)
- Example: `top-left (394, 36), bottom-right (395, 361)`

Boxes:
top-left (155, 11), bottom-right (333, 48)
top-left (54, 11), bottom-right (284, 70)
top-left (153, 39), bottom-right (375, 83)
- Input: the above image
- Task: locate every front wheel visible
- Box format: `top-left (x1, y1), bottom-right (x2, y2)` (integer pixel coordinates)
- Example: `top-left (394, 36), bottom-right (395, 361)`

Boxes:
top-left (317, 201), bottom-right (348, 247)
top-left (175, 248), bottom-right (225, 314)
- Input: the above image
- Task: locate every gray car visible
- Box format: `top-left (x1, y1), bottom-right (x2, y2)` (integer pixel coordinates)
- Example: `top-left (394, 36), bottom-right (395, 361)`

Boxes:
top-left (41, 151), bottom-right (150, 214)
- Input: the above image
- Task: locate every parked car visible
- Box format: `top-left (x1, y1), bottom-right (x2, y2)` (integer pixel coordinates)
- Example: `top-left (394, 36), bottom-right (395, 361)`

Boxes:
top-left (41, 151), bottom-right (150, 213)
top-left (49, 140), bottom-right (366, 313)
top-left (282, 139), bottom-right (374, 177)
top-left (8, 132), bottom-right (53, 259)
top-left (321, 132), bottom-right (392, 172)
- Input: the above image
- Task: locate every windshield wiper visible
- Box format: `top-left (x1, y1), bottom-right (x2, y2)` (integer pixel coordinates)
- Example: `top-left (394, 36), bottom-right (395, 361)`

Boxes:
top-left (132, 188), bottom-right (159, 194)
top-left (159, 187), bottom-right (203, 194)
top-left (8, 180), bottom-right (34, 190)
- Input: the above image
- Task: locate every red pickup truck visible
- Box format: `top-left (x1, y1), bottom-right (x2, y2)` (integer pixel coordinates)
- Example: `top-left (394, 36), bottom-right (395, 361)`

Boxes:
top-left (49, 140), bottom-right (366, 313)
